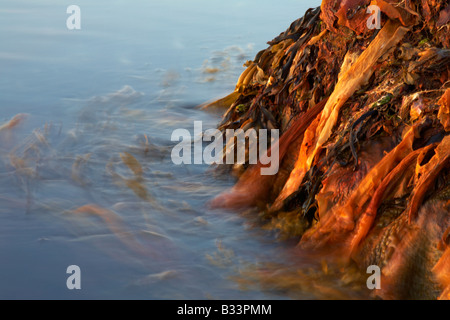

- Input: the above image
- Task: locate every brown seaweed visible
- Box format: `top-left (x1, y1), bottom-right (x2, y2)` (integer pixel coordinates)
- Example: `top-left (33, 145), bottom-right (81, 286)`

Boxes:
top-left (206, 0), bottom-right (450, 299)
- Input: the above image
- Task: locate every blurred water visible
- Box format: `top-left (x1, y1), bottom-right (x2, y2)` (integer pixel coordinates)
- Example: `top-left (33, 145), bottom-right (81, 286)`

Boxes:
top-left (0, 0), bottom-right (366, 300)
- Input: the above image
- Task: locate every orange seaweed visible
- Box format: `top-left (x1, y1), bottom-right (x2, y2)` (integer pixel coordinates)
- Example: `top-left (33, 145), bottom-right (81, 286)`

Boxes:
top-left (211, 98), bottom-right (328, 209)
top-left (375, 0), bottom-right (417, 27)
top-left (407, 135), bottom-right (450, 222)
top-left (0, 114), bottom-right (28, 132)
top-left (335, 0), bottom-right (370, 34)
top-left (301, 124), bottom-right (417, 249)
top-left (349, 143), bottom-right (436, 257)
top-left (72, 204), bottom-right (151, 257)
top-left (438, 88), bottom-right (450, 132)
top-left (433, 247), bottom-right (450, 300)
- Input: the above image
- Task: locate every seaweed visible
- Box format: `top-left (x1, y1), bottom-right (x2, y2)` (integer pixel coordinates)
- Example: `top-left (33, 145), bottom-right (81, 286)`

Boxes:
top-left (205, 0), bottom-right (450, 300)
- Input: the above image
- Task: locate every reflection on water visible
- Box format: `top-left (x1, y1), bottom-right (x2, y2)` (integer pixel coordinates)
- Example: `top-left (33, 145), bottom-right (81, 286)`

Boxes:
top-left (0, 0), bottom-right (371, 300)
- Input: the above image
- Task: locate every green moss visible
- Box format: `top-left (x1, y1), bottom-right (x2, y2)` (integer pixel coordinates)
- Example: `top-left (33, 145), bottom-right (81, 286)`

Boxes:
top-left (418, 38), bottom-right (429, 46)
top-left (235, 104), bottom-right (247, 113)
top-left (372, 93), bottom-right (393, 108)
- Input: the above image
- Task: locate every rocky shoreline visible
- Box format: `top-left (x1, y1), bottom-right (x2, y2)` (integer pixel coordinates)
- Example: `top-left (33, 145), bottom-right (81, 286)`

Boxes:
top-left (205, 0), bottom-right (450, 299)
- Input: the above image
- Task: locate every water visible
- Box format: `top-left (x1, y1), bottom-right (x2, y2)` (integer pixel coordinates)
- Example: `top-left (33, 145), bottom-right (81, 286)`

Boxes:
top-left (0, 0), bottom-right (364, 300)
